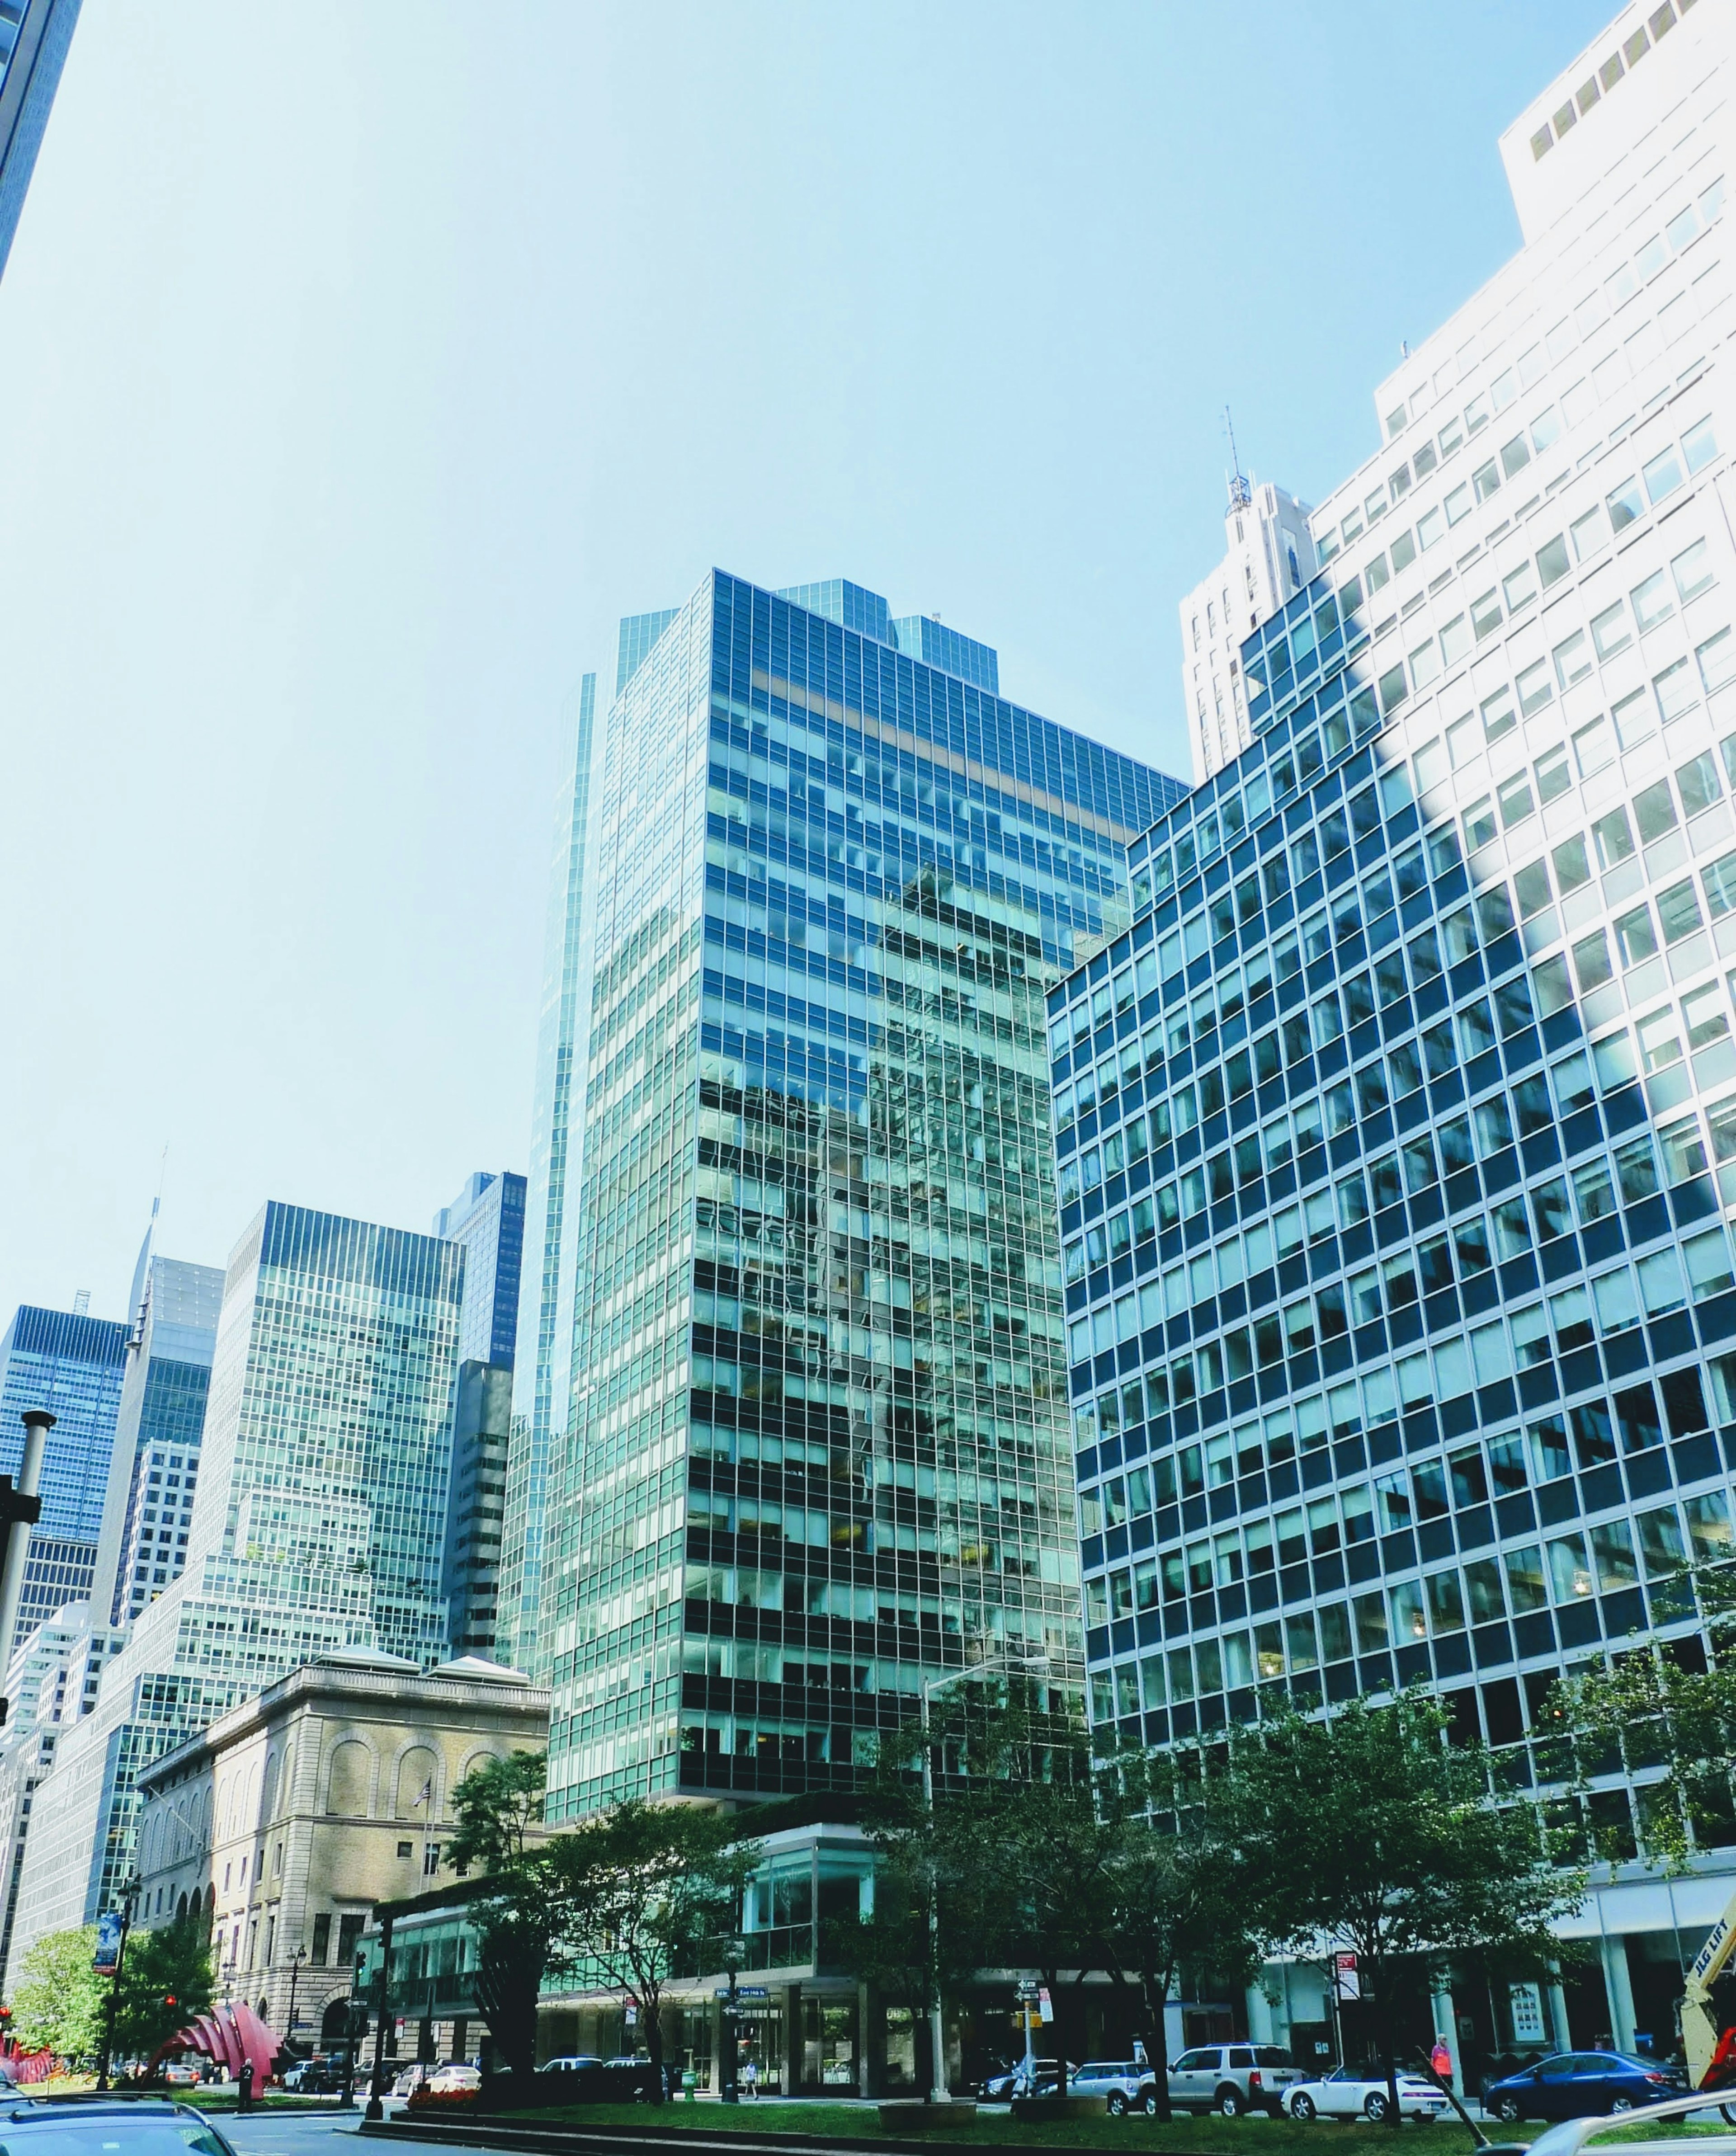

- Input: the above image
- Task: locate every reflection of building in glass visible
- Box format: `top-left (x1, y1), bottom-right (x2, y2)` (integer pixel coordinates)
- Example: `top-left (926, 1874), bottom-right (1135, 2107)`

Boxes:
top-left (0, 0), bottom-right (81, 283)
top-left (1062, 0), bottom-right (1733, 2067)
top-left (0, 1307), bottom-right (127, 1643)
top-left (537, 568), bottom-right (1183, 1821)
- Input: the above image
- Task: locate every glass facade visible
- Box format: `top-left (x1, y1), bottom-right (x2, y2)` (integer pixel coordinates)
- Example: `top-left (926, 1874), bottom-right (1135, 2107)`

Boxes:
top-left (1061, 0), bottom-right (1732, 2048)
top-left (3, 1200), bottom-right (466, 1961)
top-left (433, 1172), bottom-right (527, 1372)
top-left (0, 1307), bottom-right (127, 1643)
top-left (500, 672), bottom-right (600, 1675)
top-left (541, 569), bottom-right (1183, 1820)
top-left (0, 0), bottom-right (79, 284)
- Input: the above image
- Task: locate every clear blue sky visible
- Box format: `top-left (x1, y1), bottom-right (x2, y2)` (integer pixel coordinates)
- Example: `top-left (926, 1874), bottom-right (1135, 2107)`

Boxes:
top-left (0, 1), bottom-right (1615, 1324)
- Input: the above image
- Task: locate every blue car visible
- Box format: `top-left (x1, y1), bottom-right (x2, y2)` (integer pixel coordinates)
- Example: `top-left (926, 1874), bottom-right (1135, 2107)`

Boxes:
top-left (1484, 2050), bottom-right (1681, 2120)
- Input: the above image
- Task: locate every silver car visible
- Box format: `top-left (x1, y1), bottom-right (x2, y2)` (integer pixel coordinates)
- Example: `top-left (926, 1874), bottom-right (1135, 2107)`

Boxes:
top-left (1170, 2042), bottom-right (1307, 2117)
top-left (1071, 2061), bottom-right (1157, 2116)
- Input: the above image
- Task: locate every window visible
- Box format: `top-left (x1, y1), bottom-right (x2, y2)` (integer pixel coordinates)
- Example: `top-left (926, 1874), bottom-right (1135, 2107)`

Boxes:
top-left (1657, 878), bottom-right (1704, 944)
top-left (1517, 660), bottom-right (1553, 716)
top-left (1498, 771), bottom-right (1535, 829)
top-left (1574, 715), bottom-right (1614, 775)
top-left (1593, 806), bottom-right (1636, 868)
top-left (1537, 533), bottom-right (1571, 588)
top-left (1553, 630), bottom-right (1591, 689)
top-left (1553, 833), bottom-right (1591, 894)
top-left (1633, 779), bottom-right (1678, 843)
top-left (1673, 537), bottom-right (1714, 603)
top-left (1536, 743), bottom-right (1572, 805)
top-left (1678, 750), bottom-right (1722, 818)
top-left (1501, 434), bottom-right (1533, 481)
top-left (1471, 587), bottom-right (1503, 639)
top-left (1608, 476), bottom-right (1645, 532)
top-left (1643, 444), bottom-right (1685, 504)
top-left (1657, 658), bottom-right (1699, 722)
top-left (1503, 562), bottom-right (1539, 615)
top-left (311, 1913), bottom-right (331, 1966)
top-left (1698, 630), bottom-right (1736, 696)
top-left (1591, 600), bottom-right (1631, 659)
top-left (1683, 417), bottom-right (1718, 474)
top-left (1613, 687), bottom-right (1655, 750)
top-left (1632, 571), bottom-right (1674, 632)
top-left (1571, 505), bottom-right (1608, 560)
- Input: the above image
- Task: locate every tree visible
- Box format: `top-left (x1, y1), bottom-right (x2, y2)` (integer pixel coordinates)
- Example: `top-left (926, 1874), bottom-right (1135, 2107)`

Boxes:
top-left (468, 1864), bottom-right (566, 2081)
top-left (115, 1913), bottom-right (215, 2062)
top-left (1546, 1561), bottom-right (1736, 1867)
top-left (546, 1800), bottom-right (754, 2102)
top-left (9, 1927), bottom-right (108, 2062)
top-left (446, 1751), bottom-right (547, 1876)
top-left (1236, 1694), bottom-right (1583, 2128)
top-left (1094, 1747), bottom-right (1266, 2121)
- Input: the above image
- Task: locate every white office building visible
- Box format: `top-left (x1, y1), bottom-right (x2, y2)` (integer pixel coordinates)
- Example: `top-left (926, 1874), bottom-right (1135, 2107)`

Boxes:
top-left (1180, 476), bottom-right (1318, 785)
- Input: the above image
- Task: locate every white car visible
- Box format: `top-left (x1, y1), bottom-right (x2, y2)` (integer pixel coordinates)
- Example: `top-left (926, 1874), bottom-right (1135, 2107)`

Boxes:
top-left (426, 2063), bottom-right (482, 2093)
top-left (1071, 2061), bottom-right (1157, 2115)
top-left (1287, 2066), bottom-right (1449, 2122)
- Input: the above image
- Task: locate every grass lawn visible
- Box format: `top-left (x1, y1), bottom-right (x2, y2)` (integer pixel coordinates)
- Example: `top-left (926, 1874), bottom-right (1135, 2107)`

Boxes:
top-left (456, 2102), bottom-right (1736, 2149)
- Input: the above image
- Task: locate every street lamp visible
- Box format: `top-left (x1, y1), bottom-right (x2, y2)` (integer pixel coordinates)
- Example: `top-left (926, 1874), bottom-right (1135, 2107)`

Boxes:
top-left (918, 1649), bottom-right (1049, 2106)
top-left (285, 1945), bottom-right (307, 2046)
top-left (719, 1934), bottom-right (747, 2105)
top-left (95, 1871), bottom-right (143, 2091)
top-left (338, 1950), bottom-right (367, 2108)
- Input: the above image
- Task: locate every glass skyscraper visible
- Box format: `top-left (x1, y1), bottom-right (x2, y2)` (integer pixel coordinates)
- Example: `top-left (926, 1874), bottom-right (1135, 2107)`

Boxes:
top-left (91, 1256), bottom-right (225, 1628)
top-left (0, 1306), bottom-right (127, 1645)
top-left (0, 0), bottom-right (79, 283)
top-left (1061, 0), bottom-right (1735, 2060)
top-left (434, 1171), bottom-right (528, 1659)
top-left (6, 1199), bottom-right (465, 1964)
top-left (538, 568), bottom-right (1181, 1821)
top-left (501, 673), bottom-right (600, 1676)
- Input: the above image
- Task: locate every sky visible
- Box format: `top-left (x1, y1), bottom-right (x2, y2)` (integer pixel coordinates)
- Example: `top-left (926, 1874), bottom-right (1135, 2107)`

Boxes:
top-left (0, 0), bottom-right (1618, 1328)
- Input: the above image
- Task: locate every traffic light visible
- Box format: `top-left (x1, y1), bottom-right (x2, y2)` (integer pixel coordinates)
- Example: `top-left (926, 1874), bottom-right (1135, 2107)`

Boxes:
top-left (164, 1996), bottom-right (177, 2010)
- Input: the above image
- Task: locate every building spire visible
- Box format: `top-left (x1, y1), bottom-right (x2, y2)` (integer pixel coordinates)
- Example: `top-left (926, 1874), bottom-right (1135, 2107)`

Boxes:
top-left (1225, 405), bottom-right (1251, 509)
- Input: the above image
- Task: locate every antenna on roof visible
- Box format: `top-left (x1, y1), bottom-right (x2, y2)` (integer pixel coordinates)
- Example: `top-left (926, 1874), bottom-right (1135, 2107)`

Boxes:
top-left (1224, 406), bottom-right (1251, 509)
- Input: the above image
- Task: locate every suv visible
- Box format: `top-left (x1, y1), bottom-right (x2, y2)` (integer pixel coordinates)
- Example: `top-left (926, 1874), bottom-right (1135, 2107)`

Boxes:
top-left (0, 2098), bottom-right (239, 2156)
top-left (1071, 2062), bottom-right (1156, 2116)
top-left (1170, 2043), bottom-right (1305, 2118)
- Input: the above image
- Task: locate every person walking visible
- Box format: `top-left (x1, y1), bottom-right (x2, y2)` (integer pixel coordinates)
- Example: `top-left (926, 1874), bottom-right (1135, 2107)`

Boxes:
top-left (742, 2055), bottom-right (758, 2099)
top-left (237, 2057), bottom-right (255, 2114)
top-left (1429, 2037), bottom-right (1453, 2091)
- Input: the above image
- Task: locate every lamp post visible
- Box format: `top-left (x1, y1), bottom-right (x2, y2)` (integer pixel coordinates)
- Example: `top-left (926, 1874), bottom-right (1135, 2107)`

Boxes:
top-left (364, 1914), bottom-right (395, 2123)
top-left (338, 1950), bottom-right (366, 2108)
top-left (917, 1649), bottom-right (1049, 2106)
top-left (720, 1934), bottom-right (746, 2104)
top-left (95, 1870), bottom-right (143, 2091)
top-left (285, 1945), bottom-right (307, 2049)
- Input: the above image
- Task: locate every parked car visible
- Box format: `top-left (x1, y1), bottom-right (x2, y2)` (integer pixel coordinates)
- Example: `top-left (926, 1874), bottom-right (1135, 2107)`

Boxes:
top-left (980, 2059), bottom-right (1076, 2100)
top-left (161, 2061), bottom-right (201, 2089)
top-left (1484, 2051), bottom-right (1682, 2121)
top-left (1479, 2046), bottom-right (1554, 2100)
top-left (1071, 2061), bottom-right (1157, 2116)
top-left (391, 2063), bottom-right (435, 2097)
top-left (542, 2056), bottom-right (604, 2075)
top-left (425, 2063), bottom-right (482, 2094)
top-left (1170, 2043), bottom-right (1307, 2118)
top-left (1286, 2067), bottom-right (1451, 2122)
top-left (283, 2056), bottom-right (341, 2093)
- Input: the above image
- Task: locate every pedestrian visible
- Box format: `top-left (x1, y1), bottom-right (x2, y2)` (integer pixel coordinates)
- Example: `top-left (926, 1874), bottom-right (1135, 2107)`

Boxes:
top-left (1429, 2037), bottom-right (1453, 2090)
top-left (742, 2054), bottom-right (758, 2099)
top-left (237, 2057), bottom-right (254, 2115)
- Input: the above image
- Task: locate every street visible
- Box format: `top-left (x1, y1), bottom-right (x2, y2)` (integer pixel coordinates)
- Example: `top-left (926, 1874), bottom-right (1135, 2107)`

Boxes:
top-left (220, 2114), bottom-right (418, 2156)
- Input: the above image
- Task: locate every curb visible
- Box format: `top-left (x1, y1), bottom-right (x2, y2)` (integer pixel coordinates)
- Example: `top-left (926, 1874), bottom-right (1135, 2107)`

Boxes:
top-left (357, 2115), bottom-right (1244, 2156)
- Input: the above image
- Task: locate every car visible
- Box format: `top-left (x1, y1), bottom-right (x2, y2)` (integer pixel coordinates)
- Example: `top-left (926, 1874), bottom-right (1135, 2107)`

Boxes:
top-left (283, 2056), bottom-right (342, 2093)
top-left (424, 2063), bottom-right (481, 2094)
top-left (1170, 2043), bottom-right (1307, 2118)
top-left (160, 2063), bottom-right (201, 2090)
top-left (1483, 2051), bottom-right (1683, 2121)
top-left (0, 2096), bottom-right (240, 2156)
top-left (1286, 2066), bottom-right (1451, 2122)
top-left (391, 2064), bottom-right (435, 2097)
top-left (1479, 2046), bottom-right (1553, 2100)
top-left (1071, 2062), bottom-right (1157, 2116)
top-left (541, 2057), bottom-right (604, 2075)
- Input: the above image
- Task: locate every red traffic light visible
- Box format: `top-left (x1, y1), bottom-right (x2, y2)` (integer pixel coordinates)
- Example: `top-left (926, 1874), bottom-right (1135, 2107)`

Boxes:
top-left (163, 1996), bottom-right (176, 2009)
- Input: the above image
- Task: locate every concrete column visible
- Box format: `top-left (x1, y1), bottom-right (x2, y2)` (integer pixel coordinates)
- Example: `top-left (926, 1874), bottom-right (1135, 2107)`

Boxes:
top-left (1245, 1982), bottom-right (1275, 2042)
top-left (1547, 1979), bottom-right (1571, 2052)
top-left (1600, 1934), bottom-right (1637, 2053)
top-left (857, 1982), bottom-right (873, 2097)
top-left (1430, 1981), bottom-right (1456, 2083)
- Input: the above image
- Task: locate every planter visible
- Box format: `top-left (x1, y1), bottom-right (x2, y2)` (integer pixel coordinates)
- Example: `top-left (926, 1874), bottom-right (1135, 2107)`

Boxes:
top-left (877, 2101), bottom-right (979, 2129)
top-left (1010, 2095), bottom-right (1107, 2121)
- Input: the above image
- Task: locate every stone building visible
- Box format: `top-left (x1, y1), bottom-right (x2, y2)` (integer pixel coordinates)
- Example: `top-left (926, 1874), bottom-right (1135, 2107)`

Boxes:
top-left (132, 1649), bottom-right (546, 2050)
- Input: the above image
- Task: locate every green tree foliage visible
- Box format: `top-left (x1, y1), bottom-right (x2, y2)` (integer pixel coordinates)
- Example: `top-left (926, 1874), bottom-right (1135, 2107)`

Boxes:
top-left (1546, 1561), bottom-right (1736, 1867)
top-left (9, 1927), bottom-right (108, 2061)
top-left (544, 1800), bottom-right (753, 2102)
top-left (1094, 1747), bottom-right (1266, 2120)
top-left (116, 1914), bottom-right (215, 2062)
top-left (1235, 1694), bottom-right (1583, 2126)
top-left (446, 1751), bottom-right (546, 1876)
top-left (468, 1866), bottom-right (566, 2081)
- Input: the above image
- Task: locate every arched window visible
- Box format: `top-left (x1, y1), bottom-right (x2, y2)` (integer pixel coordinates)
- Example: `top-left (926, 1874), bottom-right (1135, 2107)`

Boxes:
top-left (326, 1740), bottom-right (372, 1816)
top-left (394, 1746), bottom-right (439, 1822)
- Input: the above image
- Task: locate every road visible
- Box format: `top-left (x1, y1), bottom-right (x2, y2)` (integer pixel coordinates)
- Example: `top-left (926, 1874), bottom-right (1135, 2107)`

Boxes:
top-left (220, 2113), bottom-right (439, 2156)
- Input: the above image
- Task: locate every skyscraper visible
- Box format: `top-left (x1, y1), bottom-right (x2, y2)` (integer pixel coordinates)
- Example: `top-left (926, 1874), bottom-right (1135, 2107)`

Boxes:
top-left (433, 1171), bottom-right (527, 1661)
top-left (500, 674), bottom-right (600, 1675)
top-left (6, 1199), bottom-right (464, 1968)
top-left (0, 1306), bottom-right (127, 1648)
top-left (537, 569), bottom-right (1182, 1822)
top-left (90, 1255), bottom-right (225, 1628)
top-left (1062, 0), bottom-right (1734, 2058)
top-left (0, 0), bottom-right (80, 283)
top-left (1179, 475), bottom-right (1317, 784)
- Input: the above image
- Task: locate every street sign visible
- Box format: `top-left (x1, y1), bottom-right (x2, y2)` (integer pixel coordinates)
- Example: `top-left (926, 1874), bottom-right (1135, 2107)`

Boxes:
top-left (714, 1985), bottom-right (771, 2000)
top-left (1037, 1986), bottom-right (1053, 2024)
top-left (93, 1912), bottom-right (123, 1974)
